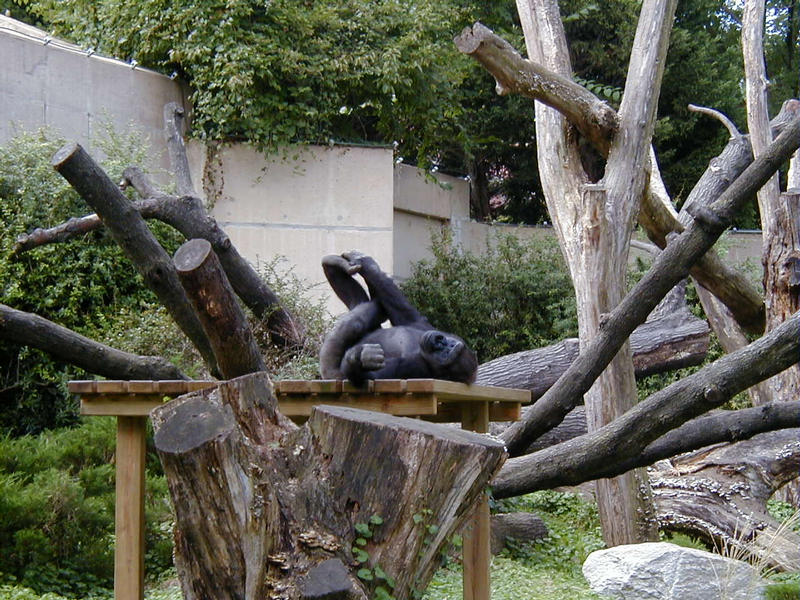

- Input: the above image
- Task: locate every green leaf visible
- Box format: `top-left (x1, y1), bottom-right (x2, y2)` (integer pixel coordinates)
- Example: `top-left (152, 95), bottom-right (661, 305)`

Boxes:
top-left (357, 568), bottom-right (373, 581)
top-left (369, 514), bottom-right (384, 526)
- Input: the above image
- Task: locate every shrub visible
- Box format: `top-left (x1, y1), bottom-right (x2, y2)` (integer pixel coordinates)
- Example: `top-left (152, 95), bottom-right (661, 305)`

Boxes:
top-left (0, 418), bottom-right (175, 596)
top-left (0, 127), bottom-right (186, 435)
top-left (400, 230), bottom-right (577, 362)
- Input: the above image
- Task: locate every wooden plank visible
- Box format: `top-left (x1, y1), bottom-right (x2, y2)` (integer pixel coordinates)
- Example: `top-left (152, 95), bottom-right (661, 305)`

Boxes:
top-left (432, 401), bottom-right (520, 423)
top-left (277, 380), bottom-right (312, 394)
top-left (68, 380), bottom-right (97, 393)
top-left (461, 401), bottom-right (491, 600)
top-left (115, 416), bottom-right (147, 600)
top-left (96, 380), bottom-right (130, 394)
top-left (277, 395), bottom-right (438, 417)
top-left (373, 379), bottom-right (407, 394)
top-left (81, 396), bottom-right (163, 417)
top-left (308, 380), bottom-right (343, 394)
top-left (431, 380), bottom-right (530, 403)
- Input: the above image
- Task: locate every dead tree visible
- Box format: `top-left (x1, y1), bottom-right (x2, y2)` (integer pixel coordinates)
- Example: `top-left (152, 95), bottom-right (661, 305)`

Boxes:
top-left (151, 372), bottom-right (506, 600)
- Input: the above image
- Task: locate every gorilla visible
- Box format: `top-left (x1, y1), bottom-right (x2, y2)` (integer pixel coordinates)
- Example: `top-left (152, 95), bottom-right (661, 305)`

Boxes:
top-left (319, 251), bottom-right (478, 385)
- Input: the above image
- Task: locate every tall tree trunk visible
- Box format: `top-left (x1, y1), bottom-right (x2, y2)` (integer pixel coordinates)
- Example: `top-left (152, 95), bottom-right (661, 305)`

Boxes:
top-left (513, 0), bottom-right (678, 545)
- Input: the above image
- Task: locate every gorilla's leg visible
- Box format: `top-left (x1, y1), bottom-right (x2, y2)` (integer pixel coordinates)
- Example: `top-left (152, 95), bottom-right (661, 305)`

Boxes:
top-left (319, 300), bottom-right (385, 379)
top-left (322, 254), bottom-right (371, 309)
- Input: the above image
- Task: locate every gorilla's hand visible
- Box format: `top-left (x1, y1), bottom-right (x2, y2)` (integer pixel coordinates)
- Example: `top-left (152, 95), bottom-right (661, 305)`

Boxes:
top-left (358, 343), bottom-right (385, 370)
top-left (343, 343), bottom-right (385, 371)
top-left (322, 253), bottom-right (360, 275)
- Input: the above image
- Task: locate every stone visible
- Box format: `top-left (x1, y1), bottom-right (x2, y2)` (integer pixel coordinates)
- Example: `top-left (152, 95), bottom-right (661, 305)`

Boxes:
top-left (301, 558), bottom-right (361, 600)
top-left (582, 542), bottom-right (764, 600)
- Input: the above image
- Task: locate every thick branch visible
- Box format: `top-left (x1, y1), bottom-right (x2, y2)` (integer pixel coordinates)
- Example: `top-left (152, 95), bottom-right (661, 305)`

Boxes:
top-left (500, 116), bottom-right (800, 455)
top-left (492, 309), bottom-right (800, 497)
top-left (51, 142), bottom-right (220, 375)
top-left (0, 303), bottom-right (186, 380)
top-left (454, 22), bottom-right (617, 155)
top-left (174, 238), bottom-right (266, 379)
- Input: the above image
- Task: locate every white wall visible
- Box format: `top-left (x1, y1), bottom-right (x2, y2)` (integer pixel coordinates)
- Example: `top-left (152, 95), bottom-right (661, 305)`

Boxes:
top-left (0, 15), bottom-right (188, 175)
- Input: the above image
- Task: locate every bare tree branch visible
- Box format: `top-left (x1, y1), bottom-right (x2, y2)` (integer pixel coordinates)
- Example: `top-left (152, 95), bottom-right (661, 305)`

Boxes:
top-left (492, 309), bottom-right (800, 497)
top-left (0, 304), bottom-right (187, 380)
top-left (500, 115), bottom-right (800, 455)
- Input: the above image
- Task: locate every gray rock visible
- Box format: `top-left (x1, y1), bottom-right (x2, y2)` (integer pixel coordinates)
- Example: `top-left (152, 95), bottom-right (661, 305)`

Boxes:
top-left (301, 558), bottom-right (361, 600)
top-left (582, 542), bottom-right (764, 600)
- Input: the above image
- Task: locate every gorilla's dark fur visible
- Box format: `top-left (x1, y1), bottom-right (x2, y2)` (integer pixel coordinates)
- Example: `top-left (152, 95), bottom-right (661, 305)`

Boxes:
top-left (319, 251), bottom-right (478, 385)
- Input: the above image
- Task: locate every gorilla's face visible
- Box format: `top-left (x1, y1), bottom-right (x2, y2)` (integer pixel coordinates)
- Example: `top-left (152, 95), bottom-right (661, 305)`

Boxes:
top-left (421, 330), bottom-right (464, 365)
top-left (420, 330), bottom-right (478, 383)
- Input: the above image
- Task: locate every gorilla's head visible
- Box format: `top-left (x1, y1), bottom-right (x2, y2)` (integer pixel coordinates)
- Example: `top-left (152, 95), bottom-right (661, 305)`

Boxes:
top-left (420, 330), bottom-right (478, 384)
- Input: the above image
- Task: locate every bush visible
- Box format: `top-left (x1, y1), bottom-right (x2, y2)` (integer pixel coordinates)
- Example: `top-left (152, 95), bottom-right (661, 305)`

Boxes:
top-left (400, 230), bottom-right (577, 362)
top-left (0, 127), bottom-right (185, 435)
top-left (0, 418), bottom-right (175, 596)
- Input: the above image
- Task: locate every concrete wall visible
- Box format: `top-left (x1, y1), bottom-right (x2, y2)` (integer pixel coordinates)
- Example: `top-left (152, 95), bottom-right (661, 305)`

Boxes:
top-left (187, 142), bottom-right (395, 313)
top-left (0, 15), bottom-right (188, 175)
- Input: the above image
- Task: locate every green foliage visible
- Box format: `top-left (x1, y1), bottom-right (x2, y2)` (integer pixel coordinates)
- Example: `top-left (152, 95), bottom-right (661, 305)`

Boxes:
top-left (401, 231), bottom-right (577, 363)
top-left (764, 582), bottom-right (800, 600)
top-left (425, 490), bottom-right (604, 600)
top-left (0, 418), bottom-right (175, 597)
top-left (0, 128), bottom-right (185, 435)
top-left (250, 256), bottom-right (332, 380)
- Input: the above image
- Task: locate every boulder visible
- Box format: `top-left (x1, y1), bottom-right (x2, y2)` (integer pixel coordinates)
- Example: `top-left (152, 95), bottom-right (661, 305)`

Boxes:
top-left (582, 542), bottom-right (764, 599)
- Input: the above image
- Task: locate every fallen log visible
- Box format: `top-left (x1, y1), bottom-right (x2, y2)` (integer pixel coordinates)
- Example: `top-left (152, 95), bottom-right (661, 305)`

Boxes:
top-left (652, 429), bottom-right (800, 572)
top-left (478, 280), bottom-right (709, 396)
top-left (151, 372), bottom-right (506, 600)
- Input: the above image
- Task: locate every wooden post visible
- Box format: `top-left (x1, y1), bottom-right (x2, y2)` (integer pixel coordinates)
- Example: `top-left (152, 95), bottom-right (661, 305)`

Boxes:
top-left (461, 401), bottom-right (491, 600)
top-left (114, 416), bottom-right (147, 600)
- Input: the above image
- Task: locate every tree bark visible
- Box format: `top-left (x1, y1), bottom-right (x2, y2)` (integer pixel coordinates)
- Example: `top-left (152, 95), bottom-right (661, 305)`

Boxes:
top-left (51, 142), bottom-right (220, 376)
top-left (163, 102), bottom-right (195, 197)
top-left (0, 304), bottom-right (186, 380)
top-left (491, 309), bottom-right (800, 497)
top-left (652, 429), bottom-right (800, 572)
top-left (174, 238), bottom-right (266, 379)
top-left (151, 372), bottom-right (506, 600)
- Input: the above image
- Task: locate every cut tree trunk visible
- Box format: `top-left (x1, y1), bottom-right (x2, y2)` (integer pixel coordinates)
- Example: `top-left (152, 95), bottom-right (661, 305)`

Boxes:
top-left (173, 238), bottom-right (266, 379)
top-left (0, 303), bottom-right (186, 380)
top-left (652, 429), bottom-right (800, 572)
top-left (51, 142), bottom-right (220, 375)
top-left (151, 372), bottom-right (506, 600)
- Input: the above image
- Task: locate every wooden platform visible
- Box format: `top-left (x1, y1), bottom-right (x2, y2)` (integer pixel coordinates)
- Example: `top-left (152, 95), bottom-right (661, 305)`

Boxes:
top-left (71, 378), bottom-right (528, 422)
top-left (69, 378), bottom-right (529, 600)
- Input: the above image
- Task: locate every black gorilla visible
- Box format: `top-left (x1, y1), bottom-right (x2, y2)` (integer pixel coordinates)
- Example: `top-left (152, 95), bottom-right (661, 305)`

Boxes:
top-left (319, 251), bottom-right (478, 385)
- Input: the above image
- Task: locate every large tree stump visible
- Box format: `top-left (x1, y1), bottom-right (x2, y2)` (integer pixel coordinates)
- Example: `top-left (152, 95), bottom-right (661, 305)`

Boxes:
top-left (151, 372), bottom-right (506, 600)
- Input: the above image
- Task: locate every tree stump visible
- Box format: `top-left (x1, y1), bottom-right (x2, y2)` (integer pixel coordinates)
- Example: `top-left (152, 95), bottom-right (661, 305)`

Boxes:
top-left (151, 372), bottom-right (506, 600)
